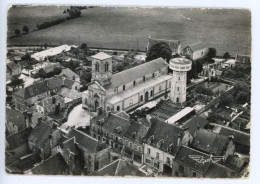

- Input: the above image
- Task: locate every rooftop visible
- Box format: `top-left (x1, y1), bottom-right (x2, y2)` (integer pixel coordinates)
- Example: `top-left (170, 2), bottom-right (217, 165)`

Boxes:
top-left (6, 108), bottom-right (26, 130)
top-left (187, 41), bottom-right (209, 51)
top-left (91, 52), bottom-right (112, 60)
top-left (104, 57), bottom-right (168, 90)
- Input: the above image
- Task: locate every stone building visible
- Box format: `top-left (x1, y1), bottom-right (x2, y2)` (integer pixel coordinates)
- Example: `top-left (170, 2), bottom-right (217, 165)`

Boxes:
top-left (82, 52), bottom-right (171, 112)
top-left (181, 42), bottom-right (209, 60)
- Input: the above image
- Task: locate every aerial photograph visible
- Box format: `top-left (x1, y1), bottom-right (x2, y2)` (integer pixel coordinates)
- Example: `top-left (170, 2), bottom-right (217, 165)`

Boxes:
top-left (5, 5), bottom-right (251, 178)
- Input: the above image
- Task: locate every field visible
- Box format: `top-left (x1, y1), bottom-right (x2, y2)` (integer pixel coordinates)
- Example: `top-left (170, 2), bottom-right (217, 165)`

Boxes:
top-left (7, 6), bottom-right (251, 56)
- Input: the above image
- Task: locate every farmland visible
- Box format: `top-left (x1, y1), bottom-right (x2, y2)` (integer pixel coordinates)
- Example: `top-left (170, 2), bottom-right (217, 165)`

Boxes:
top-left (7, 6), bottom-right (251, 56)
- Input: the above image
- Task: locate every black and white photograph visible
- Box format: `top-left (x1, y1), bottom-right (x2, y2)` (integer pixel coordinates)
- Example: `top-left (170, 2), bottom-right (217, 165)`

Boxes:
top-left (2, 1), bottom-right (256, 182)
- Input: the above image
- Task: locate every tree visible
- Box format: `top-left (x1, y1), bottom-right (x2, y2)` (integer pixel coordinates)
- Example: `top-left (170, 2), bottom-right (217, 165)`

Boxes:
top-left (205, 48), bottom-right (217, 59)
top-left (218, 92), bottom-right (233, 108)
top-left (115, 63), bottom-right (124, 72)
top-left (232, 82), bottom-right (251, 104)
top-left (14, 29), bottom-right (21, 36)
top-left (22, 26), bottom-right (29, 34)
top-left (195, 84), bottom-right (213, 96)
top-left (24, 64), bottom-right (33, 75)
top-left (146, 42), bottom-right (172, 63)
top-left (80, 43), bottom-right (88, 50)
top-left (223, 52), bottom-right (231, 60)
top-left (68, 8), bottom-right (81, 18)
top-left (9, 76), bottom-right (24, 91)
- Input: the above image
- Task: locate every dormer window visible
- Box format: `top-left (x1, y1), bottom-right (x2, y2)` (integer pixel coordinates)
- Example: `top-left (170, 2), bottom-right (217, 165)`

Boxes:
top-left (95, 63), bottom-right (99, 72)
top-left (105, 63), bottom-right (109, 72)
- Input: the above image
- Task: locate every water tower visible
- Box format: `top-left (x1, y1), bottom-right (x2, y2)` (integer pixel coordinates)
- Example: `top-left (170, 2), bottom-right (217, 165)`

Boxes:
top-left (169, 57), bottom-right (192, 104)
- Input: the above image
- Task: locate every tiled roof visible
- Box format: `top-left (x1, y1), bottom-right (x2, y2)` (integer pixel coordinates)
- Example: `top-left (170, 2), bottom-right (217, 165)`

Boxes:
top-left (46, 75), bottom-right (63, 90)
top-left (60, 68), bottom-right (79, 80)
top-left (182, 116), bottom-right (209, 136)
top-left (224, 155), bottom-right (247, 173)
top-left (68, 129), bottom-right (103, 153)
top-left (147, 37), bottom-right (181, 53)
top-left (104, 57), bottom-right (168, 89)
top-left (211, 123), bottom-right (250, 147)
top-left (13, 80), bottom-right (50, 99)
top-left (91, 52), bottom-right (112, 60)
top-left (28, 122), bottom-right (53, 148)
top-left (174, 145), bottom-right (211, 174)
top-left (144, 118), bottom-right (184, 155)
top-left (123, 121), bottom-right (148, 142)
top-left (40, 63), bottom-right (61, 74)
top-left (205, 162), bottom-right (238, 178)
top-left (5, 127), bottom-right (33, 149)
top-left (115, 111), bottom-right (130, 120)
top-left (61, 137), bottom-right (80, 164)
top-left (96, 159), bottom-right (146, 176)
top-left (92, 113), bottom-right (130, 135)
top-left (191, 129), bottom-right (229, 156)
top-left (6, 108), bottom-right (26, 130)
top-left (30, 153), bottom-right (68, 175)
top-left (187, 41), bottom-right (209, 52)
top-left (63, 78), bottom-right (75, 89)
top-left (38, 95), bottom-right (64, 107)
top-left (7, 61), bottom-right (21, 71)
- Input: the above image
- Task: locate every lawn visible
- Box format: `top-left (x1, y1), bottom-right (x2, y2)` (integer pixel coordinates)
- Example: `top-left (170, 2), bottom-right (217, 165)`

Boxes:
top-left (7, 6), bottom-right (251, 56)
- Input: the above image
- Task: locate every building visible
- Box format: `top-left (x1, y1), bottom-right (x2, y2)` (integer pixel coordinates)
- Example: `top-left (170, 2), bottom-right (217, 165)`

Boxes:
top-left (147, 37), bottom-right (182, 55)
top-left (6, 59), bottom-right (22, 81)
top-left (169, 57), bottom-right (192, 104)
top-left (95, 159), bottom-right (148, 176)
top-left (143, 118), bottom-right (192, 175)
top-left (63, 78), bottom-right (80, 91)
top-left (235, 54), bottom-right (251, 67)
top-left (67, 128), bottom-right (111, 174)
top-left (83, 52), bottom-right (171, 112)
top-left (181, 42), bottom-right (209, 60)
top-left (38, 63), bottom-right (61, 78)
top-left (90, 111), bottom-right (150, 164)
top-left (60, 67), bottom-right (80, 84)
top-left (31, 45), bottom-right (77, 61)
top-left (191, 129), bottom-right (235, 161)
top-left (172, 145), bottom-right (238, 178)
top-left (36, 95), bottom-right (65, 114)
top-left (5, 108), bottom-right (30, 135)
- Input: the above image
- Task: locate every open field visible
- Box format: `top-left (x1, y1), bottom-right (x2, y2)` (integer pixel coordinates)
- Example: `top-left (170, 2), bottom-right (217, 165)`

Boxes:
top-left (7, 6), bottom-right (251, 56)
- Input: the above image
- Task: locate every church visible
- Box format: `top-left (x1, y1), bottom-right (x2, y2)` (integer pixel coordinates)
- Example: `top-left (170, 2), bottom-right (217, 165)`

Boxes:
top-left (82, 52), bottom-right (172, 112)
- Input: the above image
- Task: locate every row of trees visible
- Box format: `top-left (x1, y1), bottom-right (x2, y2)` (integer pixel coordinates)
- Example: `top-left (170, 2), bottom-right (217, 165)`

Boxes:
top-left (14, 26), bottom-right (29, 36)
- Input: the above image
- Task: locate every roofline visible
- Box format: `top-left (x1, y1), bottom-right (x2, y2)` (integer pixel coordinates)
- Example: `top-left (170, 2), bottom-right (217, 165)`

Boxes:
top-left (149, 37), bottom-right (181, 42)
top-left (210, 123), bottom-right (250, 136)
top-left (97, 159), bottom-right (120, 172)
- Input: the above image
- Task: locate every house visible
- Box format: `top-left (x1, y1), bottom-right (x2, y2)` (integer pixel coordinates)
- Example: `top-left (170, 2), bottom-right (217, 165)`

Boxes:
top-left (6, 59), bottom-right (22, 81)
top-left (235, 54), bottom-right (251, 67)
top-left (83, 53), bottom-right (171, 112)
top-left (5, 108), bottom-right (30, 135)
top-left (5, 127), bottom-right (42, 173)
top-left (182, 42), bottom-right (209, 60)
top-left (12, 80), bottom-right (51, 112)
top-left (28, 122), bottom-right (63, 159)
top-left (181, 116), bottom-right (209, 136)
top-left (63, 78), bottom-right (80, 91)
top-left (210, 123), bottom-right (250, 154)
top-left (60, 68), bottom-right (80, 84)
top-left (95, 159), bottom-right (148, 176)
top-left (191, 129), bottom-right (235, 160)
top-left (36, 95), bottom-right (65, 114)
top-left (38, 63), bottom-right (61, 78)
top-left (90, 111), bottom-right (150, 164)
top-left (222, 59), bottom-right (236, 68)
top-left (172, 145), bottom-right (238, 178)
top-left (143, 118), bottom-right (192, 175)
top-left (45, 75), bottom-right (64, 93)
top-left (67, 128), bottom-right (111, 174)
top-left (29, 153), bottom-right (69, 175)
top-left (147, 37), bottom-right (182, 55)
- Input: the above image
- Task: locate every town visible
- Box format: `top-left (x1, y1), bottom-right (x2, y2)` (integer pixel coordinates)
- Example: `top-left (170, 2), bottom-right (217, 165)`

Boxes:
top-left (5, 7), bottom-right (251, 178)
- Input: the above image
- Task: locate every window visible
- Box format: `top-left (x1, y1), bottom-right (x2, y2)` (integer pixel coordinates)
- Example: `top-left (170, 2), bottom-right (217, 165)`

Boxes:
top-left (152, 73), bottom-right (155, 78)
top-left (95, 63), bottom-right (99, 72)
top-left (123, 85), bottom-right (125, 91)
top-left (140, 95), bottom-right (143, 101)
top-left (166, 157), bottom-right (170, 164)
top-left (150, 90), bottom-right (153, 97)
top-left (201, 51), bottom-right (203, 56)
top-left (93, 134), bottom-right (96, 138)
top-left (147, 148), bottom-right (151, 155)
top-left (133, 81), bottom-right (136, 86)
top-left (156, 152), bottom-right (159, 159)
top-left (154, 162), bottom-right (160, 169)
top-left (107, 107), bottom-right (110, 111)
top-left (105, 63), bottom-right (109, 72)
top-left (179, 165), bottom-right (184, 173)
top-left (117, 106), bottom-right (120, 111)
top-left (129, 99), bottom-right (133, 106)
top-left (169, 81), bottom-right (171, 88)
top-left (159, 86), bottom-right (162, 92)
top-left (143, 76), bottom-right (146, 82)
top-left (177, 87), bottom-right (179, 91)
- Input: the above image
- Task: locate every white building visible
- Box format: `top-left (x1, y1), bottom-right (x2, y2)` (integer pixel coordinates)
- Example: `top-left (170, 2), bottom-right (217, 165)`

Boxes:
top-left (82, 52), bottom-right (172, 112)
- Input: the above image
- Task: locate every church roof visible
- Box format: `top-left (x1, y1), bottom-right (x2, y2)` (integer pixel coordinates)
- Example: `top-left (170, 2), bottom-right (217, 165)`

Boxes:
top-left (91, 52), bottom-right (112, 60)
top-left (104, 57), bottom-right (168, 89)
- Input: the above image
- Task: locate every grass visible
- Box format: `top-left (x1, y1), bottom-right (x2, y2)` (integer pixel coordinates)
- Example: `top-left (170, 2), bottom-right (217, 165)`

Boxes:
top-left (7, 6), bottom-right (251, 56)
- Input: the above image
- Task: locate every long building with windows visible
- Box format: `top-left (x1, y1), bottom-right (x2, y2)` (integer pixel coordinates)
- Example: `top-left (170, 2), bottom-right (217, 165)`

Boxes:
top-left (82, 52), bottom-right (172, 112)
